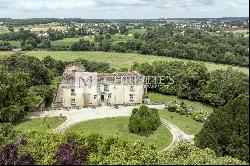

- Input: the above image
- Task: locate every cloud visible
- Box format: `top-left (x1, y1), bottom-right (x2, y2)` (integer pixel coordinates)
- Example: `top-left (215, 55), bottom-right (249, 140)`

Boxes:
top-left (0, 0), bottom-right (248, 18)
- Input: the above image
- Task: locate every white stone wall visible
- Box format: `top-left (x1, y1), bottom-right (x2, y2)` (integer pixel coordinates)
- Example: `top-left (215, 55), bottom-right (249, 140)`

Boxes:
top-left (62, 72), bottom-right (145, 107)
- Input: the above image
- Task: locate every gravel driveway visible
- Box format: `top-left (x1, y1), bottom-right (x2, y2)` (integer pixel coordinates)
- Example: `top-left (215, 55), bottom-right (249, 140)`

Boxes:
top-left (26, 104), bottom-right (194, 149)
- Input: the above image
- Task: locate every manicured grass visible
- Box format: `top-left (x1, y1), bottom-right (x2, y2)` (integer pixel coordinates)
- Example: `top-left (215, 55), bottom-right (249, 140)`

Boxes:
top-left (148, 92), bottom-right (214, 112)
top-left (158, 109), bottom-right (203, 135)
top-left (51, 38), bottom-right (81, 47)
top-left (14, 116), bottom-right (67, 131)
top-left (66, 117), bottom-right (172, 151)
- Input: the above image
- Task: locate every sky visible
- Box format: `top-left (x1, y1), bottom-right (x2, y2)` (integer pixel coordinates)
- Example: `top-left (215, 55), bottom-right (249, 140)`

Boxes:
top-left (0, 0), bottom-right (249, 19)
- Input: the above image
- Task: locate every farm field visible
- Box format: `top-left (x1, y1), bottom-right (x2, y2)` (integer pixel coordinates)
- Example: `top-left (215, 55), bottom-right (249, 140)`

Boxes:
top-left (83, 35), bottom-right (95, 42)
top-left (65, 117), bottom-right (172, 151)
top-left (0, 28), bottom-right (10, 34)
top-left (128, 28), bottom-right (147, 34)
top-left (29, 22), bottom-right (65, 32)
top-left (51, 38), bottom-right (82, 47)
top-left (0, 40), bottom-right (21, 48)
top-left (148, 92), bottom-right (214, 112)
top-left (10, 51), bottom-right (249, 75)
top-left (111, 34), bottom-right (134, 43)
top-left (14, 116), bottom-right (67, 131)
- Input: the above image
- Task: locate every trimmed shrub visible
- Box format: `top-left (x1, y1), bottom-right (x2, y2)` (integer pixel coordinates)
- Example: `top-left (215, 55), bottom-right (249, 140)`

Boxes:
top-left (176, 107), bottom-right (187, 115)
top-left (168, 104), bottom-right (177, 112)
top-left (192, 111), bottom-right (206, 122)
top-left (128, 105), bottom-right (161, 136)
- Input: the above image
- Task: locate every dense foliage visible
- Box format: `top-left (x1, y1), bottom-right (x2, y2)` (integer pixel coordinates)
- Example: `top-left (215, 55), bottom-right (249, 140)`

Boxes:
top-left (0, 139), bottom-right (35, 165)
top-left (110, 24), bottom-right (249, 66)
top-left (71, 39), bottom-right (95, 51)
top-left (0, 53), bottom-right (53, 86)
top-left (0, 65), bottom-right (29, 122)
top-left (0, 130), bottom-right (247, 165)
top-left (201, 68), bottom-right (249, 106)
top-left (128, 106), bottom-right (161, 136)
top-left (56, 141), bottom-right (87, 165)
top-left (0, 42), bottom-right (12, 51)
top-left (195, 94), bottom-right (249, 162)
top-left (72, 58), bottom-right (114, 73)
top-left (132, 61), bottom-right (249, 107)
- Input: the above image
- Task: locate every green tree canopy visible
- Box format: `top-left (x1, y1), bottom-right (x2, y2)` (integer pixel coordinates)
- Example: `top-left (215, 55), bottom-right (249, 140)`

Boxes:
top-left (195, 94), bottom-right (249, 162)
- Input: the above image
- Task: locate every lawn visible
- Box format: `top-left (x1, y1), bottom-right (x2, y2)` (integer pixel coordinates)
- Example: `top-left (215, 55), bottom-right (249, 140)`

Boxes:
top-left (148, 92), bottom-right (214, 112)
top-left (158, 109), bottom-right (203, 135)
top-left (14, 116), bottom-right (67, 131)
top-left (66, 117), bottom-right (172, 151)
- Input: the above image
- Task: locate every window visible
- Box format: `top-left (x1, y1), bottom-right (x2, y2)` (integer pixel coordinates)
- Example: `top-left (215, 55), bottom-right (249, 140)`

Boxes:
top-left (108, 94), bottom-right (112, 99)
top-left (129, 94), bottom-right (134, 101)
top-left (130, 86), bottom-right (135, 92)
top-left (97, 85), bottom-right (101, 91)
top-left (71, 99), bottom-right (76, 105)
top-left (94, 95), bottom-right (97, 100)
top-left (71, 89), bottom-right (76, 95)
top-left (104, 85), bottom-right (109, 91)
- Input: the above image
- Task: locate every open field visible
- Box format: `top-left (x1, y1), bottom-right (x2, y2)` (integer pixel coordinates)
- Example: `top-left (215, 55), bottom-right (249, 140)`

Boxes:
top-left (128, 28), bottom-right (147, 34)
top-left (0, 28), bottom-right (10, 34)
top-left (111, 34), bottom-right (134, 43)
top-left (14, 116), bottom-right (67, 131)
top-left (0, 40), bottom-right (21, 48)
top-left (224, 28), bottom-right (249, 33)
top-left (66, 117), bottom-right (172, 151)
top-left (83, 35), bottom-right (95, 42)
top-left (6, 51), bottom-right (247, 74)
top-left (158, 109), bottom-right (203, 135)
top-left (29, 22), bottom-right (66, 32)
top-left (51, 38), bottom-right (82, 47)
top-left (0, 51), bottom-right (248, 74)
top-left (148, 92), bottom-right (214, 112)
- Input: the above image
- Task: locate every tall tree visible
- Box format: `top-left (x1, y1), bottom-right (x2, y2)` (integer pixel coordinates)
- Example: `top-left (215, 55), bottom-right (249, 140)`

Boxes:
top-left (195, 94), bottom-right (249, 162)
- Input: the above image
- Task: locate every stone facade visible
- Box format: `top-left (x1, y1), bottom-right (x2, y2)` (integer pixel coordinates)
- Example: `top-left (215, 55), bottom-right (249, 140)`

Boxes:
top-left (53, 65), bottom-right (147, 108)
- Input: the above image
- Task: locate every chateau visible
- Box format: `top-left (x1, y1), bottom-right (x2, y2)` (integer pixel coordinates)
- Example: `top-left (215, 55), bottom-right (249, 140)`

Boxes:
top-left (53, 65), bottom-right (147, 108)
